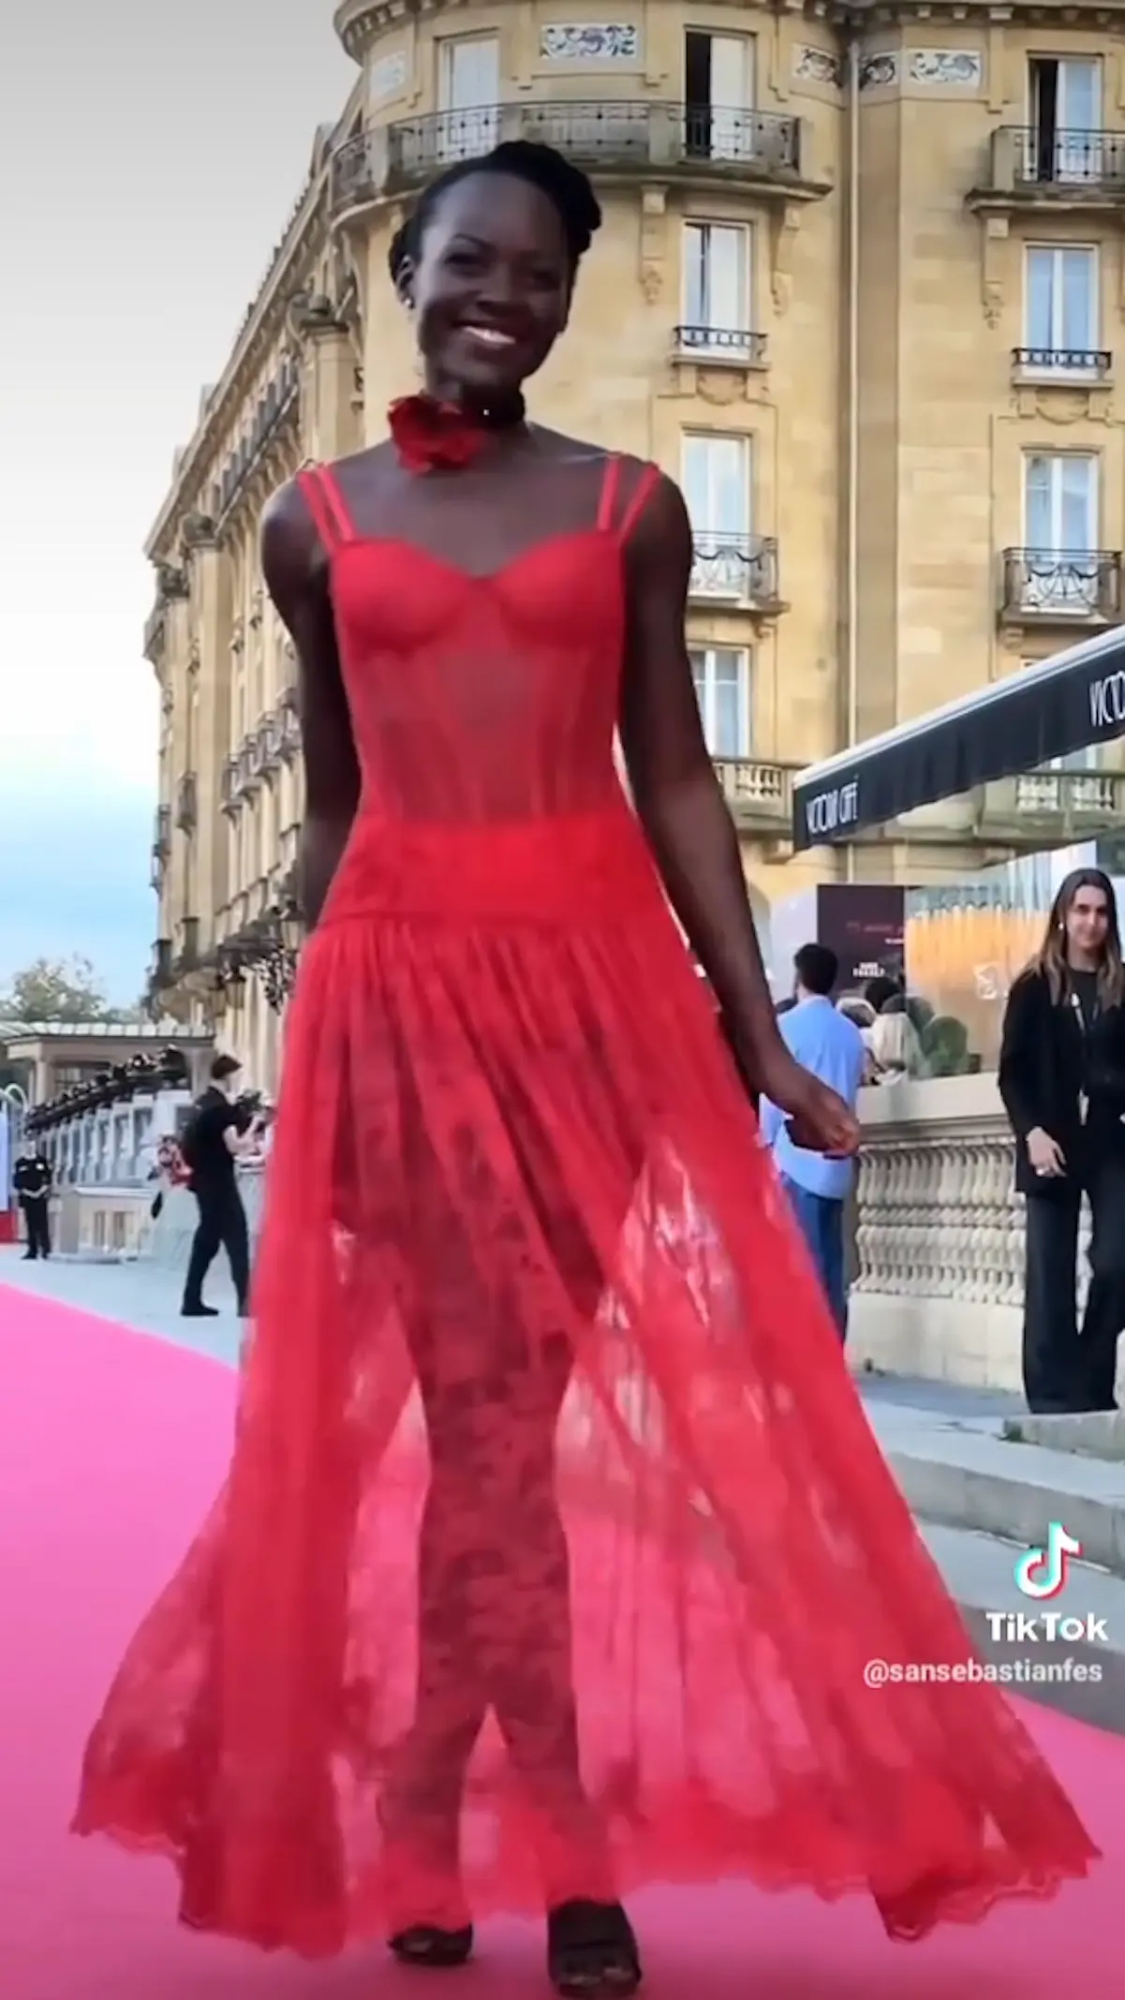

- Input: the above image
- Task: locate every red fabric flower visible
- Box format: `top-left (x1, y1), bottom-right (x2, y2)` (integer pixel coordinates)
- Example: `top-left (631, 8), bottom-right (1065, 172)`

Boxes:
top-left (387, 394), bottom-right (491, 474)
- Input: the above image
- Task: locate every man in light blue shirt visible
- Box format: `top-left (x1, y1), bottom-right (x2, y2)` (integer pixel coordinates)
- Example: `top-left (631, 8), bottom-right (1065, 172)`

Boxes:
top-left (760, 943), bottom-right (866, 1337)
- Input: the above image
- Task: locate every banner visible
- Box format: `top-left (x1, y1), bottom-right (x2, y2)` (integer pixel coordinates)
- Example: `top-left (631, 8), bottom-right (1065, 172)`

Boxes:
top-left (793, 627), bottom-right (1125, 849)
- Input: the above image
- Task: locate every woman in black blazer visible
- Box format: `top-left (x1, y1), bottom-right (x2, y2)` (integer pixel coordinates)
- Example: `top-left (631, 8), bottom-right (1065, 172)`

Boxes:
top-left (999, 866), bottom-right (1125, 1413)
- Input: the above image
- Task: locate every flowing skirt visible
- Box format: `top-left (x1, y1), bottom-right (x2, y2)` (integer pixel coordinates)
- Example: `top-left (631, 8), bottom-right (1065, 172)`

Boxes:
top-left (73, 895), bottom-right (1097, 1955)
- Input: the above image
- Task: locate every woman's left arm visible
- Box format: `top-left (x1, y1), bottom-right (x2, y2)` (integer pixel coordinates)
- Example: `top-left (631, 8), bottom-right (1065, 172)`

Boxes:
top-left (618, 471), bottom-right (857, 1152)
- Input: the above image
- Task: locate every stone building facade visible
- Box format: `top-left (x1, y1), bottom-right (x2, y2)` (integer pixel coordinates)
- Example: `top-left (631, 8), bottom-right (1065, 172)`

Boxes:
top-left (147, 2), bottom-right (1125, 1084)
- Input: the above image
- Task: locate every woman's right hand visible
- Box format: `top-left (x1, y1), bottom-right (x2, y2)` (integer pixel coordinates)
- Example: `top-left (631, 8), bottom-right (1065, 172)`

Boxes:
top-left (1026, 1126), bottom-right (1066, 1177)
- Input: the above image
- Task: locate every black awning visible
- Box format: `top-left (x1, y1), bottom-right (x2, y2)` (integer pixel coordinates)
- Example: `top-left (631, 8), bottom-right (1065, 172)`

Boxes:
top-left (791, 627), bottom-right (1125, 849)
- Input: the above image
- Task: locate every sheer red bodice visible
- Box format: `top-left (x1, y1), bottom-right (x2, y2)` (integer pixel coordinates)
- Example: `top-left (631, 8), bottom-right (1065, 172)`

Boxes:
top-left (73, 453), bottom-right (1096, 1956)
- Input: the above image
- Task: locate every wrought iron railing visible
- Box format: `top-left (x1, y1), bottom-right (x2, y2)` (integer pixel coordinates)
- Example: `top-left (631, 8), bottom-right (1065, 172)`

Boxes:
top-left (333, 101), bottom-right (802, 210)
top-left (999, 125), bottom-right (1125, 189)
top-left (1001, 547), bottom-right (1122, 620)
top-left (674, 325), bottom-right (767, 362)
top-left (690, 533), bottom-right (780, 606)
top-left (1012, 346), bottom-right (1111, 374)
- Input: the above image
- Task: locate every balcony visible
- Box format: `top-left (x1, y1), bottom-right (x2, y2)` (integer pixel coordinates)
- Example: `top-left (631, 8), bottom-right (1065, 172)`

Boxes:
top-left (239, 730), bottom-right (264, 795)
top-left (712, 757), bottom-right (799, 835)
top-left (1000, 548), bottom-right (1122, 625)
top-left (257, 711), bottom-right (282, 777)
top-left (174, 771), bottom-right (197, 833)
top-left (142, 564), bottom-right (189, 664)
top-left (1012, 346), bottom-right (1111, 381)
top-left (689, 533), bottom-right (781, 611)
top-left (978, 769), bottom-right (1125, 844)
top-left (172, 917), bottom-right (200, 978)
top-left (278, 696), bottom-right (301, 764)
top-left (332, 101), bottom-right (815, 219)
top-left (221, 754), bottom-right (241, 816)
top-left (214, 357), bottom-right (301, 526)
top-left (971, 128), bottom-right (1125, 209)
top-left (673, 325), bottom-right (767, 366)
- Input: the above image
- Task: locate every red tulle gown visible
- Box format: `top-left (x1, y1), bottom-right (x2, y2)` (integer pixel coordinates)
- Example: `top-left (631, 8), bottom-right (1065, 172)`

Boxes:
top-left (74, 452), bottom-right (1097, 1954)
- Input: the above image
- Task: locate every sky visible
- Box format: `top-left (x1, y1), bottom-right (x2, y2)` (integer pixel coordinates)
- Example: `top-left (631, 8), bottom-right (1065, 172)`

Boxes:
top-left (0, 4), bottom-right (354, 1006)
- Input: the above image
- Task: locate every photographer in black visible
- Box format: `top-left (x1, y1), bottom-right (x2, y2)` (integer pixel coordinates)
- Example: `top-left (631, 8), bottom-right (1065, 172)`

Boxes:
top-left (999, 867), bottom-right (1125, 1413)
top-left (179, 1055), bottom-right (265, 1319)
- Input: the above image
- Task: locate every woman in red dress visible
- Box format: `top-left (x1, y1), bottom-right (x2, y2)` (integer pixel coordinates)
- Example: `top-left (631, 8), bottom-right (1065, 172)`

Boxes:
top-left (74, 141), bottom-right (1097, 1988)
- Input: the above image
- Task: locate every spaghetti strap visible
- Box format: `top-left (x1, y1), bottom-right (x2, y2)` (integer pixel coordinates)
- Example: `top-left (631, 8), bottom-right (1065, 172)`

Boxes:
top-left (595, 453), bottom-right (623, 533)
top-left (617, 462), bottom-right (662, 545)
top-left (296, 464), bottom-right (355, 553)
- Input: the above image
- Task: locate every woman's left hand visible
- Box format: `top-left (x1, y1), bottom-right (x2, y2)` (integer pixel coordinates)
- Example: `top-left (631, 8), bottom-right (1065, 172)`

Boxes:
top-left (768, 1058), bottom-right (861, 1158)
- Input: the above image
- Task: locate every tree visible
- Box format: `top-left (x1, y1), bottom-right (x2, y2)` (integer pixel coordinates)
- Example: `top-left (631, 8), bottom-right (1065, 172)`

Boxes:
top-left (0, 955), bottom-right (112, 1025)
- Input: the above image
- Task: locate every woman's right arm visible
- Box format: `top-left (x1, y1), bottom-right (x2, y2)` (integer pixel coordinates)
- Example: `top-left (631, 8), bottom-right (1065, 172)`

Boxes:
top-left (260, 482), bottom-right (360, 927)
top-left (999, 972), bottom-right (1064, 1171)
top-left (998, 971), bottom-right (1042, 1137)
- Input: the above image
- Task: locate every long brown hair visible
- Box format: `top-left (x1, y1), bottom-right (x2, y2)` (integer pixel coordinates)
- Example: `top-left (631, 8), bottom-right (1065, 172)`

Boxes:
top-left (1033, 866), bottom-right (1125, 1008)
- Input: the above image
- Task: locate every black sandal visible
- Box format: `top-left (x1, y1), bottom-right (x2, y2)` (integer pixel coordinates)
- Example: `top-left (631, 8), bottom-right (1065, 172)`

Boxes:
top-left (547, 1900), bottom-right (642, 1995)
top-left (388, 1924), bottom-right (474, 1968)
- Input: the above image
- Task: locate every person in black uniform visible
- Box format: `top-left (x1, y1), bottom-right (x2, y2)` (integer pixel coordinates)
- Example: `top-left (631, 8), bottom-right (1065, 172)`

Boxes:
top-left (999, 866), bottom-right (1125, 1414)
top-left (14, 1149), bottom-right (52, 1259)
top-left (180, 1055), bottom-right (263, 1319)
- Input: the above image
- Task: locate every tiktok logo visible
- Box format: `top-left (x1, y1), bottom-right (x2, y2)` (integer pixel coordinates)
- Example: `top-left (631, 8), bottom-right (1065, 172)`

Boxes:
top-left (1014, 1522), bottom-right (1082, 1600)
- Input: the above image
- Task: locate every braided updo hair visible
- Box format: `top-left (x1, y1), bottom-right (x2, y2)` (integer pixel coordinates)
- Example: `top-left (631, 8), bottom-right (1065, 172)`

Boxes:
top-left (387, 139), bottom-right (602, 292)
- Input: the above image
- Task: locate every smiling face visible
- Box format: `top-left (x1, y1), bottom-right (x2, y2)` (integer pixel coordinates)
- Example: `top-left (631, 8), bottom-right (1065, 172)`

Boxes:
top-left (1064, 881), bottom-right (1110, 961)
top-left (400, 170), bottom-right (572, 404)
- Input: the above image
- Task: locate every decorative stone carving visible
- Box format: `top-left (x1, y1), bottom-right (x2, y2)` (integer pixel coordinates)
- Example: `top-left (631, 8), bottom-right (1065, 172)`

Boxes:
top-left (182, 511), bottom-right (217, 549)
top-left (980, 212), bottom-right (1009, 326)
top-left (769, 203), bottom-right (802, 316)
top-left (1018, 387), bottom-right (1106, 426)
top-left (540, 24), bottom-right (639, 62)
top-left (639, 184), bottom-right (665, 304)
top-left (695, 371), bottom-right (746, 407)
top-left (794, 45), bottom-right (843, 90)
top-left (859, 52), bottom-right (899, 92)
top-left (369, 50), bottom-right (407, 104)
top-left (908, 50), bottom-right (982, 89)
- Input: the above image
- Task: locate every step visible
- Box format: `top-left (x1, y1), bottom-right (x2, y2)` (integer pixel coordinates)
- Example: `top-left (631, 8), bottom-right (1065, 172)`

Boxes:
top-left (867, 1399), bottom-right (1125, 1578)
top-left (919, 1519), bottom-right (1125, 1734)
top-left (1003, 1410), bottom-right (1125, 1462)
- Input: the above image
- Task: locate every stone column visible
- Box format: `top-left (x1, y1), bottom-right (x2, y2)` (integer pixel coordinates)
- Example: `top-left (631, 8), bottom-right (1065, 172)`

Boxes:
top-left (185, 516), bottom-right (232, 956)
top-left (165, 592), bottom-right (193, 940)
top-left (295, 308), bottom-right (362, 463)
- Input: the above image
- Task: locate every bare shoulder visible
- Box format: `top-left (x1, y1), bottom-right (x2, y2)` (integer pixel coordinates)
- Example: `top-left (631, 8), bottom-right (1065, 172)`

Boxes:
top-left (262, 442), bottom-right (398, 556)
top-left (534, 428), bottom-right (688, 541)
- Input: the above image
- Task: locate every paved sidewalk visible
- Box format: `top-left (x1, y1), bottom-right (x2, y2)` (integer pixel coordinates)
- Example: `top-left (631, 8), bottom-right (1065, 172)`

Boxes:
top-left (0, 1246), bottom-right (1019, 1421)
top-left (0, 1249), bottom-right (241, 1367)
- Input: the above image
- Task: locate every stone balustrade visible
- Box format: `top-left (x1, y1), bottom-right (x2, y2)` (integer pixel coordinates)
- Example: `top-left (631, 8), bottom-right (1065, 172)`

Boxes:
top-left (849, 1073), bottom-right (1110, 1395)
top-left (75, 1072), bottom-right (1125, 1397)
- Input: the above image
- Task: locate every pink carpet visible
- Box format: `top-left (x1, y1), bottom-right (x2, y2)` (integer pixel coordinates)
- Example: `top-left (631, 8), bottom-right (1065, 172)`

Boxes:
top-left (2, 1282), bottom-right (1120, 2000)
